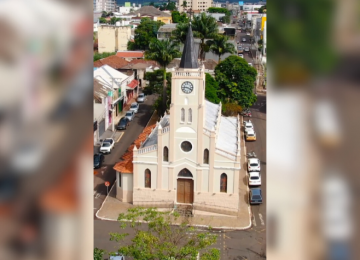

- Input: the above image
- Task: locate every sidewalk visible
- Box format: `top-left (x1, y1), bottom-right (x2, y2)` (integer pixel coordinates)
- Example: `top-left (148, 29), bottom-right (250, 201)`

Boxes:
top-left (95, 116), bottom-right (252, 230)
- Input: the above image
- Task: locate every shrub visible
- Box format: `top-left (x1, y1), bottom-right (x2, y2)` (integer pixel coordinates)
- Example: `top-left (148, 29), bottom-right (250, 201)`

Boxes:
top-left (222, 103), bottom-right (242, 116)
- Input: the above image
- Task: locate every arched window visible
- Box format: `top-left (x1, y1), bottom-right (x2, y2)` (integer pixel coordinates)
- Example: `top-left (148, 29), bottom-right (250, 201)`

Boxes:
top-left (163, 146), bottom-right (169, 162)
top-left (188, 108), bottom-right (192, 123)
top-left (145, 169), bottom-right (151, 188)
top-left (181, 108), bottom-right (185, 122)
top-left (220, 173), bottom-right (227, 193)
top-left (203, 149), bottom-right (209, 164)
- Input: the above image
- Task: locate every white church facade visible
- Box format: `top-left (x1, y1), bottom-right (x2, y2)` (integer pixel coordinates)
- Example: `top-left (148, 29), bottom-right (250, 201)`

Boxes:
top-left (114, 26), bottom-right (242, 215)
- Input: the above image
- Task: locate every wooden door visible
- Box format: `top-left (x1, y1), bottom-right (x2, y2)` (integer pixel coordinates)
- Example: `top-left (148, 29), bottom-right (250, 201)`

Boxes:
top-left (177, 179), bottom-right (193, 204)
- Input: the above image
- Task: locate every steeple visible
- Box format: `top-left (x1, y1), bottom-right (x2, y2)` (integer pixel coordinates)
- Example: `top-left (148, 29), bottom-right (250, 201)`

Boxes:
top-left (179, 24), bottom-right (199, 69)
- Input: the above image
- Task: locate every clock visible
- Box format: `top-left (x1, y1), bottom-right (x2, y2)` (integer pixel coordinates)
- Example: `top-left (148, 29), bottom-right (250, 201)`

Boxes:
top-left (181, 81), bottom-right (194, 94)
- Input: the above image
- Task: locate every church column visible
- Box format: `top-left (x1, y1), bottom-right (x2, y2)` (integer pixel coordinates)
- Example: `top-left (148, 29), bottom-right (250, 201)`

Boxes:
top-left (157, 124), bottom-right (163, 189)
top-left (133, 145), bottom-right (138, 188)
top-left (208, 130), bottom-right (216, 193)
top-left (196, 169), bottom-right (202, 192)
top-left (168, 167), bottom-right (174, 190)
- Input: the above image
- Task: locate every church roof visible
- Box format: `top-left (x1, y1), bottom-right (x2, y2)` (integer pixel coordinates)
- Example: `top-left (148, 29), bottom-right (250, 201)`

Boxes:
top-left (216, 116), bottom-right (238, 155)
top-left (204, 100), bottom-right (220, 130)
top-left (142, 115), bottom-right (170, 148)
top-left (179, 25), bottom-right (199, 69)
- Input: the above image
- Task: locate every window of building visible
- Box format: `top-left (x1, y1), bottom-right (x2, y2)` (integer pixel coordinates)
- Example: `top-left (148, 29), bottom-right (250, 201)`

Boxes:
top-left (203, 149), bottom-right (209, 164)
top-left (188, 108), bottom-right (192, 123)
top-left (163, 146), bottom-right (169, 162)
top-left (220, 173), bottom-right (227, 193)
top-left (181, 141), bottom-right (192, 152)
top-left (145, 169), bottom-right (151, 188)
top-left (181, 108), bottom-right (185, 122)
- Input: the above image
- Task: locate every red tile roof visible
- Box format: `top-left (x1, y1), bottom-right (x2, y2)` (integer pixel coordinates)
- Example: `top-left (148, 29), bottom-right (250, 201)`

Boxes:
top-left (93, 55), bottom-right (129, 69)
top-left (116, 51), bottom-right (144, 58)
top-left (113, 124), bottom-right (156, 173)
top-left (127, 79), bottom-right (139, 89)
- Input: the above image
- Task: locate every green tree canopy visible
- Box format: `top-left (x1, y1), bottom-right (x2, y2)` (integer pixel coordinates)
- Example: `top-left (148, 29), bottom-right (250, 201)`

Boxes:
top-left (207, 7), bottom-right (231, 16)
top-left (219, 14), bottom-right (230, 24)
top-left (205, 73), bottom-right (220, 104)
top-left (206, 35), bottom-right (235, 63)
top-left (172, 22), bottom-right (189, 44)
top-left (127, 18), bottom-right (165, 50)
top-left (172, 11), bottom-right (189, 23)
top-left (99, 17), bottom-right (107, 24)
top-left (110, 17), bottom-right (121, 25)
top-left (108, 207), bottom-right (220, 260)
top-left (145, 39), bottom-right (181, 114)
top-left (214, 55), bottom-right (257, 108)
top-left (192, 13), bottom-right (218, 60)
top-left (258, 5), bottom-right (266, 13)
top-left (94, 52), bottom-right (116, 62)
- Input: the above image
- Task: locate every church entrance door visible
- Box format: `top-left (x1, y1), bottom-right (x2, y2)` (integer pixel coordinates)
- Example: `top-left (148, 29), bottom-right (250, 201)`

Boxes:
top-left (177, 179), bottom-right (193, 204)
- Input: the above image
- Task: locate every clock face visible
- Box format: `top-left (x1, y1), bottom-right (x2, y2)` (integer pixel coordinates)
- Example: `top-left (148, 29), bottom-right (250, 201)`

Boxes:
top-left (181, 81), bottom-right (194, 94)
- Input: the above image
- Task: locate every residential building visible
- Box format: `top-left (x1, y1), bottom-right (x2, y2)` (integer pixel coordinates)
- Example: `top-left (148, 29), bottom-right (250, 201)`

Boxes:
top-left (242, 3), bottom-right (263, 12)
top-left (119, 4), bottom-right (141, 14)
top-left (128, 6), bottom-right (172, 24)
top-left (114, 26), bottom-right (241, 216)
top-left (97, 25), bottom-right (131, 53)
top-left (212, 2), bottom-right (222, 7)
top-left (116, 51), bottom-right (145, 61)
top-left (94, 65), bottom-right (138, 128)
top-left (194, 12), bottom-right (225, 21)
top-left (120, 60), bottom-right (160, 88)
top-left (178, 0), bottom-right (212, 13)
top-left (157, 24), bottom-right (177, 40)
top-left (94, 0), bottom-right (116, 12)
top-left (93, 55), bottom-right (129, 70)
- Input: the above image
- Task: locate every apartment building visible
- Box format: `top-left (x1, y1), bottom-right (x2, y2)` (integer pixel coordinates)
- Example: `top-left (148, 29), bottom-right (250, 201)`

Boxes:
top-left (97, 25), bottom-right (131, 53)
top-left (178, 0), bottom-right (213, 13)
top-left (94, 0), bottom-right (116, 12)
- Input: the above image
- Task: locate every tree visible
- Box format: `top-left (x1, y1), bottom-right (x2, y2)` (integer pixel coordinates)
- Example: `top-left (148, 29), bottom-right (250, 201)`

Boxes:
top-left (93, 52), bottom-right (116, 61)
top-left (214, 55), bottom-right (257, 108)
top-left (206, 35), bottom-right (235, 63)
top-left (101, 11), bottom-right (108, 17)
top-left (207, 7), bottom-right (230, 16)
top-left (192, 13), bottom-right (218, 60)
top-left (172, 11), bottom-right (189, 23)
top-left (94, 248), bottom-right (105, 260)
top-left (171, 22), bottom-right (189, 44)
top-left (219, 14), bottom-right (230, 24)
top-left (108, 207), bottom-right (220, 260)
top-left (145, 39), bottom-right (181, 114)
top-left (181, 0), bottom-right (187, 10)
top-left (99, 17), bottom-right (107, 24)
top-left (149, 2), bottom-right (155, 6)
top-left (110, 17), bottom-right (121, 25)
top-left (258, 5), bottom-right (266, 13)
top-left (127, 18), bottom-right (165, 50)
top-left (205, 73), bottom-right (220, 104)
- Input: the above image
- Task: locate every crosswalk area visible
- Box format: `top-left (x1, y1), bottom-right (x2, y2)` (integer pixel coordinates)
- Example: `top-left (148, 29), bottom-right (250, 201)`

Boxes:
top-left (252, 213), bottom-right (265, 227)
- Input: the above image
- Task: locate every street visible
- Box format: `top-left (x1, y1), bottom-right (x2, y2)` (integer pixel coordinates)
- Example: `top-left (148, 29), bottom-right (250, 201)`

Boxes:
top-left (94, 95), bottom-right (267, 259)
top-left (93, 94), bottom-right (157, 216)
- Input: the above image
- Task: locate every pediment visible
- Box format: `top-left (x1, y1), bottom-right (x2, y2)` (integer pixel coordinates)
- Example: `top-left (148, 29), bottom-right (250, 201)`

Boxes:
top-left (176, 126), bottom-right (196, 133)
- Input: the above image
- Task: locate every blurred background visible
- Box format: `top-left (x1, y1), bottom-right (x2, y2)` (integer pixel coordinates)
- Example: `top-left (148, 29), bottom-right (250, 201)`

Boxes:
top-left (0, 0), bottom-right (359, 259)
top-left (268, 0), bottom-right (360, 259)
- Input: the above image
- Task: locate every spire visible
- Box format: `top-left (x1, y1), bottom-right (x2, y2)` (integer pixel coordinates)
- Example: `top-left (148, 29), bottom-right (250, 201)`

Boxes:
top-left (179, 25), bottom-right (199, 69)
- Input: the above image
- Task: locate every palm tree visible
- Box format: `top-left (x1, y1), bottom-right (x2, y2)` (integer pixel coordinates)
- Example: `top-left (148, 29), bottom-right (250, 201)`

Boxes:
top-left (192, 13), bottom-right (218, 60)
top-left (145, 39), bottom-right (181, 113)
top-left (206, 35), bottom-right (236, 63)
top-left (171, 22), bottom-right (189, 44)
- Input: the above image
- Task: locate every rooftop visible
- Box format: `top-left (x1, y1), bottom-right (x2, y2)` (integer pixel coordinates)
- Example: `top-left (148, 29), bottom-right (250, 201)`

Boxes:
top-left (116, 51), bottom-right (145, 59)
top-left (94, 65), bottom-right (131, 89)
top-left (216, 116), bottom-right (238, 155)
top-left (142, 115), bottom-right (170, 148)
top-left (158, 23), bottom-right (177, 33)
top-left (204, 100), bottom-right (220, 130)
top-left (128, 6), bottom-right (171, 17)
top-left (93, 55), bottom-right (129, 69)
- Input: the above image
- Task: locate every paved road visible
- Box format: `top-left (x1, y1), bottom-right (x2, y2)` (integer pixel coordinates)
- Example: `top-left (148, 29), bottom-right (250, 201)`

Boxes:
top-left (93, 94), bottom-right (157, 217)
top-left (94, 95), bottom-right (267, 260)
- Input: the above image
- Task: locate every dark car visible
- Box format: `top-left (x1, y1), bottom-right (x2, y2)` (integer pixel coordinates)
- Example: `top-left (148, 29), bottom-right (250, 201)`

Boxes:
top-left (116, 117), bottom-right (130, 130)
top-left (94, 153), bottom-right (104, 169)
top-left (249, 188), bottom-right (263, 205)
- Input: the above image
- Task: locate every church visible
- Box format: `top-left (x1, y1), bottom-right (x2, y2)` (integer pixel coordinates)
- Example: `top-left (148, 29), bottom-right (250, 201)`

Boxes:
top-left (114, 25), bottom-right (242, 215)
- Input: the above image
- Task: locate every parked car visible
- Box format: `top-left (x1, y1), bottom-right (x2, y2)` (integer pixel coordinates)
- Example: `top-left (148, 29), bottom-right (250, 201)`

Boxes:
top-left (137, 93), bottom-right (146, 103)
top-left (116, 117), bottom-right (130, 130)
top-left (94, 153), bottom-right (104, 169)
top-left (237, 46), bottom-right (243, 53)
top-left (244, 121), bottom-right (254, 133)
top-left (248, 172), bottom-right (261, 186)
top-left (129, 102), bottom-right (139, 113)
top-left (246, 32), bottom-right (250, 36)
top-left (245, 129), bottom-right (256, 141)
top-left (244, 46), bottom-right (250, 52)
top-left (109, 253), bottom-right (125, 260)
top-left (100, 138), bottom-right (115, 154)
top-left (125, 110), bottom-right (135, 121)
top-left (238, 54), bottom-right (244, 58)
top-left (242, 38), bottom-right (247, 42)
top-left (249, 188), bottom-right (263, 204)
top-left (248, 158), bottom-right (261, 172)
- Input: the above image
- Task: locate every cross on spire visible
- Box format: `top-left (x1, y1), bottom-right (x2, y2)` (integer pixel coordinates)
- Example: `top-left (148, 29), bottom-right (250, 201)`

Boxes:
top-left (188, 8), bottom-right (194, 23)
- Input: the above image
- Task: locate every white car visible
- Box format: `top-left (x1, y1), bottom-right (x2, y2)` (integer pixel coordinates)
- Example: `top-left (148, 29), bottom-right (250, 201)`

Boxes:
top-left (248, 158), bottom-right (261, 172)
top-left (125, 110), bottom-right (135, 121)
top-left (246, 32), bottom-right (250, 36)
top-left (137, 93), bottom-right (146, 103)
top-left (242, 38), bottom-right (247, 42)
top-left (244, 121), bottom-right (254, 133)
top-left (238, 54), bottom-right (244, 58)
top-left (129, 102), bottom-right (139, 113)
top-left (100, 138), bottom-right (115, 154)
top-left (248, 172), bottom-right (261, 186)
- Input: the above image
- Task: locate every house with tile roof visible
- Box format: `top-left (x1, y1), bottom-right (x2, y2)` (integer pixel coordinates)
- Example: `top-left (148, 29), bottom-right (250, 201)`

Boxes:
top-left (114, 25), bottom-right (242, 216)
top-left (116, 51), bottom-right (145, 61)
top-left (128, 6), bottom-right (172, 24)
